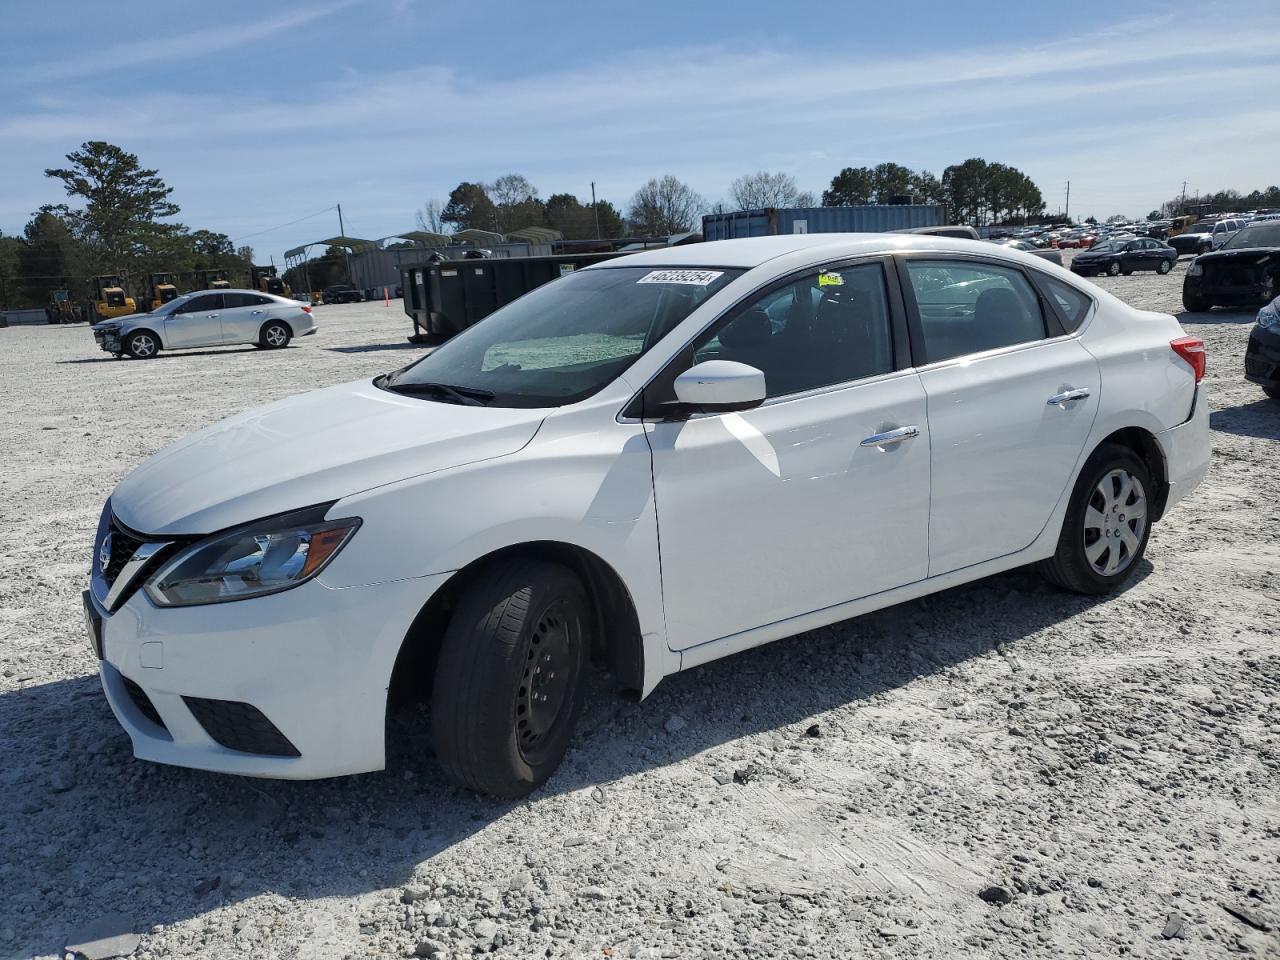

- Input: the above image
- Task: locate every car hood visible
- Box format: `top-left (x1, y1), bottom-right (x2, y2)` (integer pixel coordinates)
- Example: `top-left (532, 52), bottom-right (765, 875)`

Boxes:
top-left (1194, 246), bottom-right (1280, 263)
top-left (110, 379), bottom-right (546, 535)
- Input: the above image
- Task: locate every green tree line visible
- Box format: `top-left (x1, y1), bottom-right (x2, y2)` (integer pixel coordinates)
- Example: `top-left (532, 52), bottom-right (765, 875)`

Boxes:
top-left (0, 141), bottom-right (252, 310)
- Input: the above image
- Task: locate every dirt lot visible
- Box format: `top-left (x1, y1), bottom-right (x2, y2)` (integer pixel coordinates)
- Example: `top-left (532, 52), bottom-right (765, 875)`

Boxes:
top-left (1, 258), bottom-right (1277, 960)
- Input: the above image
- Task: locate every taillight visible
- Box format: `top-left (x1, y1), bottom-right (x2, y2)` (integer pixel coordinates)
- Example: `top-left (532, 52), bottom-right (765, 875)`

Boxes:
top-left (1170, 336), bottom-right (1205, 382)
top-left (301, 305), bottom-right (312, 314)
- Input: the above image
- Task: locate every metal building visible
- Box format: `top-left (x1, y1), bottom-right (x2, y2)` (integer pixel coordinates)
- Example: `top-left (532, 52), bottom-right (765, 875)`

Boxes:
top-left (701, 205), bottom-right (945, 241)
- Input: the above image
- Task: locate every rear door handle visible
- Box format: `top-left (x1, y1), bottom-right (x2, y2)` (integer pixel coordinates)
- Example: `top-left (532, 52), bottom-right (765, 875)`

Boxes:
top-left (1047, 388), bottom-right (1090, 406)
top-left (860, 425), bottom-right (920, 447)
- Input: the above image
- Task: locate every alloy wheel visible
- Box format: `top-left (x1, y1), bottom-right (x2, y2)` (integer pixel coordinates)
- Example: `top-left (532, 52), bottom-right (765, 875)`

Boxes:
top-left (131, 334), bottom-right (156, 358)
top-left (265, 325), bottom-right (288, 347)
top-left (1082, 469), bottom-right (1147, 576)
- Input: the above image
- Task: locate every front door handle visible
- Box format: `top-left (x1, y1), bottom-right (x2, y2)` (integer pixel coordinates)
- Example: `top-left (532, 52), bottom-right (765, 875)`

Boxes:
top-left (1047, 388), bottom-right (1091, 406)
top-left (860, 425), bottom-right (920, 447)
top-left (250, 310), bottom-right (263, 315)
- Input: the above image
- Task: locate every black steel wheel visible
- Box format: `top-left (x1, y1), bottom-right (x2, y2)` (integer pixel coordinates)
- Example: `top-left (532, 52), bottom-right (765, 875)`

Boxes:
top-left (430, 558), bottom-right (589, 797)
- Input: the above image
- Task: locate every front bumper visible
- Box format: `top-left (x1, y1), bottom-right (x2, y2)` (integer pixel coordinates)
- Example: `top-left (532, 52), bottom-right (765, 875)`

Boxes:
top-left (1245, 325), bottom-right (1280, 387)
top-left (91, 570), bottom-right (449, 779)
top-left (1154, 385), bottom-right (1210, 517)
top-left (93, 328), bottom-right (122, 353)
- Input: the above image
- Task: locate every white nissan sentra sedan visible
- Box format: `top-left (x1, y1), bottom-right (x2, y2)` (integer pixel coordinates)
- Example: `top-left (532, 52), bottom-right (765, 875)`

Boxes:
top-left (85, 235), bottom-right (1209, 796)
top-left (90, 289), bottom-right (316, 359)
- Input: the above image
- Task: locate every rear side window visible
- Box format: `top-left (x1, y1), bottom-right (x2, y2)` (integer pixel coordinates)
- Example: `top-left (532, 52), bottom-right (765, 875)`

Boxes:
top-left (1043, 278), bottom-right (1093, 332)
top-left (904, 261), bottom-right (1047, 363)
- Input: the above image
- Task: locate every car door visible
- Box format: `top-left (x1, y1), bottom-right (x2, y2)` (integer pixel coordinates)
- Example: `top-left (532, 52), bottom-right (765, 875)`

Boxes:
top-left (219, 292), bottom-right (271, 344)
top-left (898, 256), bottom-right (1101, 577)
top-left (163, 293), bottom-right (223, 348)
top-left (646, 259), bottom-right (931, 651)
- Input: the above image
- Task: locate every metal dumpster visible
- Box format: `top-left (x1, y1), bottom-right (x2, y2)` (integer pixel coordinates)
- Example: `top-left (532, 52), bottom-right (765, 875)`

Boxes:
top-left (701, 205), bottom-right (944, 241)
top-left (401, 252), bottom-right (628, 343)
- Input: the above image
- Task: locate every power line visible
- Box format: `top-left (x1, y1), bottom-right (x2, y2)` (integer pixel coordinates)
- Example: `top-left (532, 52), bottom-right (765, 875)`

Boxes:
top-left (230, 205), bottom-right (338, 244)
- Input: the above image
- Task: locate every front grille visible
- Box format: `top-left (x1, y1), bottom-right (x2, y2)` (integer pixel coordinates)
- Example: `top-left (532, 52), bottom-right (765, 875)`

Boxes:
top-left (122, 676), bottom-right (166, 730)
top-left (102, 520), bottom-right (144, 587)
top-left (183, 697), bottom-right (301, 758)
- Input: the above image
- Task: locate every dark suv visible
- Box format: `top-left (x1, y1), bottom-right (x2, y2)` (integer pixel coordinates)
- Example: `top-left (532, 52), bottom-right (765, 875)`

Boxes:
top-left (321, 285), bottom-right (363, 304)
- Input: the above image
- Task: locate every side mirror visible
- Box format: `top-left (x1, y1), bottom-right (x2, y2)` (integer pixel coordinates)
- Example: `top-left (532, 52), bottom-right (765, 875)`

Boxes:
top-left (670, 360), bottom-right (766, 415)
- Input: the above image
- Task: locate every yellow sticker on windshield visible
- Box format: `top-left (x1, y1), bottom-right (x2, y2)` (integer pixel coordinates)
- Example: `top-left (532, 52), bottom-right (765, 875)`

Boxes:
top-left (818, 271), bottom-right (843, 287)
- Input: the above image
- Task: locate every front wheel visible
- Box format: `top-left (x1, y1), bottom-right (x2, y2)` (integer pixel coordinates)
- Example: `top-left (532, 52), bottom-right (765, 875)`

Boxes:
top-left (1157, 258), bottom-right (1173, 274)
top-left (1040, 444), bottom-right (1153, 595)
top-left (431, 558), bottom-right (589, 797)
top-left (124, 330), bottom-right (159, 359)
top-left (1106, 261), bottom-right (1121, 276)
top-left (1182, 291), bottom-right (1210, 312)
top-left (259, 321), bottom-right (292, 349)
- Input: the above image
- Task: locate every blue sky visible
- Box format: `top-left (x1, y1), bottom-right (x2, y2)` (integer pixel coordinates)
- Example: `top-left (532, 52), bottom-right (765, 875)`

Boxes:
top-left (3, 0), bottom-right (1278, 261)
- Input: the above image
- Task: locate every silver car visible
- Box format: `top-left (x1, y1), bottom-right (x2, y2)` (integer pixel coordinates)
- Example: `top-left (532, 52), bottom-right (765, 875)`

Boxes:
top-left (90, 289), bottom-right (317, 359)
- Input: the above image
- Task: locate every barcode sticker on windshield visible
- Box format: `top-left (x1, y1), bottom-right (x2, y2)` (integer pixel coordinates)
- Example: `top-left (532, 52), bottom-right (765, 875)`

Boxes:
top-left (637, 269), bottom-right (724, 286)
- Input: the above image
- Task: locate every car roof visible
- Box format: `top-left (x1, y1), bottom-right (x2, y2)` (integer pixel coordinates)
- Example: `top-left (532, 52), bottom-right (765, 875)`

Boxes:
top-left (189, 288), bottom-right (289, 299)
top-left (587, 233), bottom-right (1019, 270)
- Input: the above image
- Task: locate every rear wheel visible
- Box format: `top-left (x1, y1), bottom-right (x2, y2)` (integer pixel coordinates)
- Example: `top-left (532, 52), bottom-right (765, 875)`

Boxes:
top-left (430, 558), bottom-right (590, 797)
top-left (258, 321), bottom-right (291, 349)
top-left (1157, 258), bottom-right (1173, 274)
top-left (124, 330), bottom-right (159, 359)
top-left (1040, 444), bottom-right (1153, 595)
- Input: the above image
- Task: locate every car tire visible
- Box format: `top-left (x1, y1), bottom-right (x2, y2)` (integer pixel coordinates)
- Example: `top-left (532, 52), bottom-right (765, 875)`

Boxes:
top-left (1264, 385), bottom-right (1280, 402)
top-left (1182, 291), bottom-right (1210, 312)
top-left (431, 557), bottom-right (590, 797)
top-left (1040, 443), bottom-right (1153, 595)
top-left (258, 321), bottom-right (292, 349)
top-left (1106, 261), bottom-right (1121, 276)
top-left (1158, 258), bottom-right (1173, 274)
top-left (124, 330), bottom-right (160, 359)
top-left (1122, 269), bottom-right (1134, 276)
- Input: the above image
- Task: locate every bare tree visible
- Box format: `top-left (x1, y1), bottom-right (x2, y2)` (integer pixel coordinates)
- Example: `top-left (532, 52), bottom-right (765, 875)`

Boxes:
top-left (627, 175), bottom-right (705, 235)
top-left (729, 171), bottom-right (814, 210)
top-left (488, 174), bottom-right (538, 207)
top-left (414, 199), bottom-right (449, 234)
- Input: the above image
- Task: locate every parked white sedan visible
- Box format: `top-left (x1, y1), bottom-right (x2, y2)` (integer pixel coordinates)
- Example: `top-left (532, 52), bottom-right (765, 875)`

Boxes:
top-left (85, 235), bottom-right (1209, 796)
top-left (90, 288), bottom-right (315, 358)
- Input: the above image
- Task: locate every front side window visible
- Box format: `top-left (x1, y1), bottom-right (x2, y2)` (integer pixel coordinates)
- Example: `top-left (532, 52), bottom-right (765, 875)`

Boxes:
top-left (904, 260), bottom-right (1047, 363)
top-left (691, 262), bottom-right (894, 398)
top-left (179, 294), bottom-right (222, 313)
top-left (387, 266), bottom-right (743, 407)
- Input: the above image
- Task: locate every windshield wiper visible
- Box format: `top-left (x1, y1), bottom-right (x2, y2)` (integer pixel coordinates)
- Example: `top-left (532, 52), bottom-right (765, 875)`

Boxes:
top-left (382, 380), bottom-right (495, 406)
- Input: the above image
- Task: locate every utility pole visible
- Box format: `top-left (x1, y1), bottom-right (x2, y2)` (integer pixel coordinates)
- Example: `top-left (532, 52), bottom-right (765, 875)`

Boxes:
top-left (337, 203), bottom-right (353, 287)
top-left (591, 181), bottom-right (601, 240)
top-left (1065, 181), bottom-right (1070, 223)
top-left (1181, 181), bottom-right (1188, 214)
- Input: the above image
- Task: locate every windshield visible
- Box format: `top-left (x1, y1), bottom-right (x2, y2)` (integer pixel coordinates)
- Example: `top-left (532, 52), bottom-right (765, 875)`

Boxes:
top-left (386, 265), bottom-right (743, 407)
top-left (1186, 223), bottom-right (1212, 235)
top-left (1221, 222), bottom-right (1280, 250)
top-left (150, 293), bottom-right (192, 315)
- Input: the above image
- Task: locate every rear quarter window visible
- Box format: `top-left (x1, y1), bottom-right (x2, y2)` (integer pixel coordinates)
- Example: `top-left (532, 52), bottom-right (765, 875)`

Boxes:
top-left (1043, 277), bottom-right (1093, 332)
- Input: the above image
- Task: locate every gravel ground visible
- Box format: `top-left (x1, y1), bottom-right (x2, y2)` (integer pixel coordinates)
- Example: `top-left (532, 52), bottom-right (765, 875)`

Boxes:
top-left (1, 257), bottom-right (1277, 960)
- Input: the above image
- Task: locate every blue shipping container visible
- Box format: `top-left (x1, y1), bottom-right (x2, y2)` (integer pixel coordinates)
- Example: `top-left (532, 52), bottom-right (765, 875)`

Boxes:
top-left (701, 205), bottom-right (945, 241)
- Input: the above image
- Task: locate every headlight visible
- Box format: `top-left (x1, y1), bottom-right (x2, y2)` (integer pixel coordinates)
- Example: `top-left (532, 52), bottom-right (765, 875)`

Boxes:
top-left (1186, 261), bottom-right (1203, 277)
top-left (144, 505), bottom-right (360, 607)
top-left (1259, 301), bottom-right (1280, 330)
